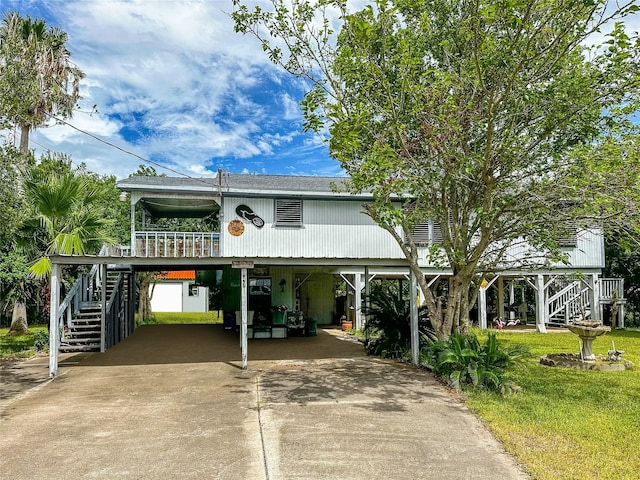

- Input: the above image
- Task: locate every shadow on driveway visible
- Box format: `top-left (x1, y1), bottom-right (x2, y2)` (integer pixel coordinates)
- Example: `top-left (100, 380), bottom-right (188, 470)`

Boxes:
top-left (78, 324), bottom-right (366, 367)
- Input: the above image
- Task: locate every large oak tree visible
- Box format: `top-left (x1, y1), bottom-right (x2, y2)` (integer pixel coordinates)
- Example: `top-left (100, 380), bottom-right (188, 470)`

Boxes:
top-left (233, 0), bottom-right (640, 339)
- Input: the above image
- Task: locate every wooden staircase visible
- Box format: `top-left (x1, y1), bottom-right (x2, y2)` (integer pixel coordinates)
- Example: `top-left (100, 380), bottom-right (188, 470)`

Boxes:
top-left (59, 270), bottom-right (131, 353)
top-left (60, 305), bottom-right (102, 352)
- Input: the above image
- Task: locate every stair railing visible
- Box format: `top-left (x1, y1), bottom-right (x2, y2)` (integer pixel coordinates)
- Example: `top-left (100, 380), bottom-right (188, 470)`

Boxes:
top-left (104, 272), bottom-right (126, 350)
top-left (56, 276), bottom-right (83, 344)
top-left (86, 245), bottom-right (109, 302)
top-left (547, 281), bottom-right (580, 319)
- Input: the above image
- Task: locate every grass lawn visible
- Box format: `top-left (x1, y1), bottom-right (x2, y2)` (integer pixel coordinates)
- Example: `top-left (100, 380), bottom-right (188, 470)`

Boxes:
top-left (151, 311), bottom-right (223, 324)
top-left (466, 329), bottom-right (640, 480)
top-left (0, 325), bottom-right (48, 359)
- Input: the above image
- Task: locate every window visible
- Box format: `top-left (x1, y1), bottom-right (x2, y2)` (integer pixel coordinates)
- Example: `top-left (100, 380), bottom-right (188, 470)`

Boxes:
top-left (188, 284), bottom-right (199, 296)
top-left (410, 220), bottom-right (442, 245)
top-left (275, 199), bottom-right (303, 226)
top-left (558, 226), bottom-right (578, 248)
top-left (412, 221), bottom-right (431, 246)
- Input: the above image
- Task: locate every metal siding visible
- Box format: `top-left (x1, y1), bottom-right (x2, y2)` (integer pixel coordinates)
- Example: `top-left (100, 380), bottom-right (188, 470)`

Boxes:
top-left (564, 228), bottom-right (604, 267)
top-left (222, 197), bottom-right (403, 259)
top-left (499, 228), bottom-right (604, 269)
top-left (221, 197), bottom-right (605, 268)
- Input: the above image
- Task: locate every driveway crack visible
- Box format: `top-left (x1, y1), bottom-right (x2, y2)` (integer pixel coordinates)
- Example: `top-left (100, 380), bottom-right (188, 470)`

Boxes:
top-left (255, 373), bottom-right (270, 480)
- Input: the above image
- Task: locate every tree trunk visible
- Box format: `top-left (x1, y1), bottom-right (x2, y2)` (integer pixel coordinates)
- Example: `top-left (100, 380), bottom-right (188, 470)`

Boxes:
top-left (376, 220), bottom-right (475, 341)
top-left (7, 301), bottom-right (29, 336)
top-left (19, 124), bottom-right (30, 155)
top-left (137, 273), bottom-right (154, 325)
top-left (412, 262), bottom-right (474, 340)
top-left (446, 274), bottom-right (473, 335)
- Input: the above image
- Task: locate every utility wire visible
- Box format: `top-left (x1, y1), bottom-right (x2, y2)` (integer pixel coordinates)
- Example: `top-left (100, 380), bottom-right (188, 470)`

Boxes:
top-left (49, 115), bottom-right (218, 186)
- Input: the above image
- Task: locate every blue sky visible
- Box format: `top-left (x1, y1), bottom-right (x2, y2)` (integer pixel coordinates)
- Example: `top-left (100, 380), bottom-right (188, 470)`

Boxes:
top-left (0, 0), bottom-right (338, 179)
top-left (1, 1), bottom-right (638, 180)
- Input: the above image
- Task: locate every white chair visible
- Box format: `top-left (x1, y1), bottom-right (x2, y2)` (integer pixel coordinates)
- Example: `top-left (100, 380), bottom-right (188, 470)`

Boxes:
top-left (235, 310), bottom-right (254, 328)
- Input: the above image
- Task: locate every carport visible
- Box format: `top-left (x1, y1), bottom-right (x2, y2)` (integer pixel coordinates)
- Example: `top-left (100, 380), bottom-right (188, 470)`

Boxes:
top-left (47, 253), bottom-right (423, 377)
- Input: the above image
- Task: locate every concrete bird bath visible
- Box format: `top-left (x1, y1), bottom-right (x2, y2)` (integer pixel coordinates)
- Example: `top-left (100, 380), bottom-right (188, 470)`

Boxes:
top-left (566, 320), bottom-right (611, 361)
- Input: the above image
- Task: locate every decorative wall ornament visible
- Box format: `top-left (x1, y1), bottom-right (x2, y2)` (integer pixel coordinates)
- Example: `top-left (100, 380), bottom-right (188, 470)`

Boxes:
top-left (236, 204), bottom-right (265, 228)
top-left (228, 219), bottom-right (245, 236)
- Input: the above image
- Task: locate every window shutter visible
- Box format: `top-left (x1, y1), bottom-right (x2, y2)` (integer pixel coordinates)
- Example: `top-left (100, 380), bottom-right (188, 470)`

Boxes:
top-left (412, 221), bottom-right (430, 245)
top-left (432, 221), bottom-right (443, 244)
top-left (275, 199), bottom-right (302, 226)
top-left (558, 224), bottom-right (578, 247)
top-left (410, 220), bottom-right (443, 245)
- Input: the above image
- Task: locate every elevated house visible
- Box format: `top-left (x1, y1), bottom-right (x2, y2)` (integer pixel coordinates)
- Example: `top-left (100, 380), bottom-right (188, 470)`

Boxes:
top-left (47, 172), bottom-right (625, 376)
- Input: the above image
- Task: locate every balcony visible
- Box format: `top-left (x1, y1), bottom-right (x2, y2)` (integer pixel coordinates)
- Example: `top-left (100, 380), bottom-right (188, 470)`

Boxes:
top-left (133, 231), bottom-right (220, 258)
top-left (599, 278), bottom-right (624, 303)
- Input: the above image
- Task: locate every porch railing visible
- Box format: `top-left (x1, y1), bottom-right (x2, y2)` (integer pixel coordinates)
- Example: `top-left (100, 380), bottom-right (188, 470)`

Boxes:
top-left (600, 278), bottom-right (624, 302)
top-left (133, 231), bottom-right (220, 258)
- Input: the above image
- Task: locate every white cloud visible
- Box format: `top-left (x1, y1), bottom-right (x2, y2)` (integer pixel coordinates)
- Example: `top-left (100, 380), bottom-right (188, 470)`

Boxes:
top-left (4, 0), bottom-right (331, 179)
top-left (281, 93), bottom-right (301, 121)
top-left (12, 0), bottom-right (634, 181)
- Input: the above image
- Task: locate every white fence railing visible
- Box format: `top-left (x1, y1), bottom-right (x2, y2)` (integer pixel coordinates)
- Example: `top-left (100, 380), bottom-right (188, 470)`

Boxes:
top-left (546, 277), bottom-right (624, 325)
top-left (600, 278), bottom-right (624, 302)
top-left (133, 231), bottom-right (220, 258)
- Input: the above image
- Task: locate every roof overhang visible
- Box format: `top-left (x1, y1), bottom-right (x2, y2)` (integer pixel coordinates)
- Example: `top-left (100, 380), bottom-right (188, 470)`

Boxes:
top-left (138, 197), bottom-right (219, 219)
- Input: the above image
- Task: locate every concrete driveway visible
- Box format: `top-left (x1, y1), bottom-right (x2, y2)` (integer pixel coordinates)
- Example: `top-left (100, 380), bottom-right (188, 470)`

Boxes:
top-left (0, 325), bottom-right (529, 479)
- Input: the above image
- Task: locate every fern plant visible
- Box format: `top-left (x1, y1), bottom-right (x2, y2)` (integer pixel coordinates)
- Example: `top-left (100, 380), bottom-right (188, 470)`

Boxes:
top-left (421, 332), bottom-right (529, 393)
top-left (363, 286), bottom-right (431, 359)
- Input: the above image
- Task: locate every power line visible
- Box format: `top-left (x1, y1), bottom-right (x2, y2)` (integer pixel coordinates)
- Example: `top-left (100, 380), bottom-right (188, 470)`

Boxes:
top-left (49, 115), bottom-right (216, 186)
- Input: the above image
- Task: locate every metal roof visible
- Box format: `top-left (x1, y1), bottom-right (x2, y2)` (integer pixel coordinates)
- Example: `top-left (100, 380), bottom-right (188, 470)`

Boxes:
top-left (117, 173), bottom-right (354, 197)
top-left (158, 270), bottom-right (196, 280)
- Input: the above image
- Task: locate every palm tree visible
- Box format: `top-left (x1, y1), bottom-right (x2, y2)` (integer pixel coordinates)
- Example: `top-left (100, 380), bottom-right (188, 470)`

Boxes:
top-left (23, 171), bottom-right (115, 278)
top-left (6, 171), bottom-right (114, 335)
top-left (0, 11), bottom-right (84, 155)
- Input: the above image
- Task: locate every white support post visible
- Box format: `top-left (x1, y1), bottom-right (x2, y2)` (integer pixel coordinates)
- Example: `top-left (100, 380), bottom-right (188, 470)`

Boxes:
top-left (619, 302), bottom-right (625, 329)
top-left (100, 263), bottom-right (107, 352)
top-left (497, 277), bottom-right (505, 320)
top-left (354, 272), bottom-right (362, 331)
top-left (410, 269), bottom-right (419, 366)
top-left (478, 276), bottom-right (500, 329)
top-left (240, 268), bottom-right (248, 370)
top-left (49, 263), bottom-right (60, 378)
top-left (535, 274), bottom-right (547, 333)
top-left (479, 286), bottom-right (487, 329)
top-left (130, 197), bottom-right (136, 257)
top-left (591, 274), bottom-right (601, 322)
top-left (364, 266), bottom-right (370, 340)
top-left (509, 281), bottom-right (516, 321)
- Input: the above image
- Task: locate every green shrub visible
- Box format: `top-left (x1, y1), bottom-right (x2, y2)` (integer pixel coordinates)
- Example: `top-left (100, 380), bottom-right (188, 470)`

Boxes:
top-left (421, 331), bottom-right (529, 393)
top-left (33, 330), bottom-right (49, 351)
top-left (364, 286), bottom-right (431, 359)
top-left (0, 326), bottom-right (48, 358)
